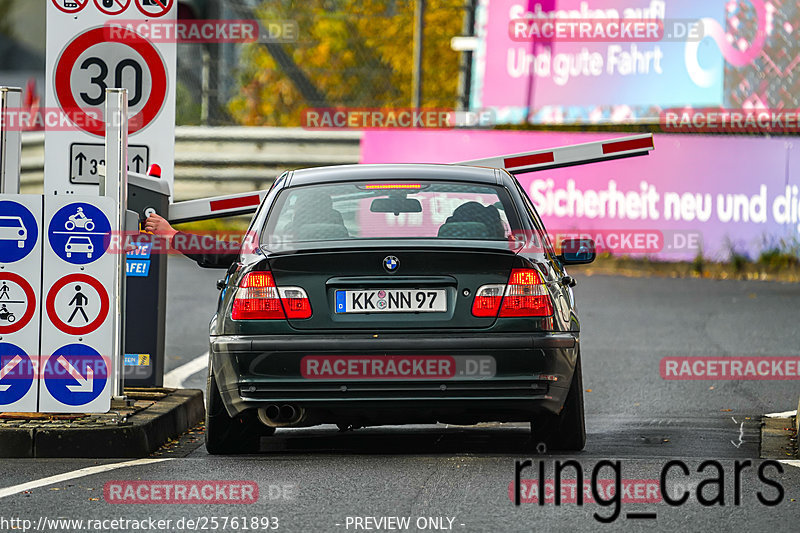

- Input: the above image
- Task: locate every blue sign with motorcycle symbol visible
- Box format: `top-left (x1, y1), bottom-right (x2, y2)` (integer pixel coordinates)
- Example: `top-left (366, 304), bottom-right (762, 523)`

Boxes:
top-left (48, 202), bottom-right (111, 265)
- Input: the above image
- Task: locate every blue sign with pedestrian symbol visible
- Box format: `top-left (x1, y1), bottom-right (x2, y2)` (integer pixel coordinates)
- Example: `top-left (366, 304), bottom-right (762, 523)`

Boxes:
top-left (0, 343), bottom-right (35, 405)
top-left (48, 202), bottom-right (111, 265)
top-left (0, 200), bottom-right (38, 264)
top-left (43, 344), bottom-right (108, 406)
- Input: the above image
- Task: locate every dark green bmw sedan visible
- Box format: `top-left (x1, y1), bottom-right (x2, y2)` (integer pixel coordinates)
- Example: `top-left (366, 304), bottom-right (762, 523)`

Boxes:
top-left (205, 163), bottom-right (595, 454)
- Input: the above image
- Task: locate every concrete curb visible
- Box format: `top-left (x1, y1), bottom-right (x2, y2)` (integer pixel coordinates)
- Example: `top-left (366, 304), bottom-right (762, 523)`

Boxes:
top-left (796, 396), bottom-right (799, 436)
top-left (0, 389), bottom-right (204, 458)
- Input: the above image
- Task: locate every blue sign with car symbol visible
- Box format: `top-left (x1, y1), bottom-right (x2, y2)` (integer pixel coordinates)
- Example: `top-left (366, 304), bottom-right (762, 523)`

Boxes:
top-left (0, 200), bottom-right (38, 264)
top-left (48, 203), bottom-right (111, 265)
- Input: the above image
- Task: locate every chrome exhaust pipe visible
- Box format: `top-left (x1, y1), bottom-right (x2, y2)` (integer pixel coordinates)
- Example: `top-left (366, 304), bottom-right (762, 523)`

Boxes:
top-left (257, 404), bottom-right (306, 427)
top-left (265, 404), bottom-right (280, 421)
top-left (280, 404), bottom-right (298, 423)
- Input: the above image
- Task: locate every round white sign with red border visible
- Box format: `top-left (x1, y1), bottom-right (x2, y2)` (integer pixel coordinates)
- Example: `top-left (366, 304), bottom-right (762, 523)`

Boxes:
top-left (46, 273), bottom-right (110, 335)
top-left (52, 0), bottom-right (90, 15)
top-left (135, 0), bottom-right (173, 18)
top-left (54, 26), bottom-right (168, 137)
top-left (0, 273), bottom-right (36, 335)
top-left (94, 0), bottom-right (132, 16)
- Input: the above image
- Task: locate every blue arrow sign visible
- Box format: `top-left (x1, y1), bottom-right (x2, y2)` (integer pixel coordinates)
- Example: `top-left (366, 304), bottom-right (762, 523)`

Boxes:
top-left (0, 342), bottom-right (35, 405)
top-left (48, 202), bottom-right (111, 265)
top-left (43, 344), bottom-right (108, 406)
top-left (0, 200), bottom-right (38, 264)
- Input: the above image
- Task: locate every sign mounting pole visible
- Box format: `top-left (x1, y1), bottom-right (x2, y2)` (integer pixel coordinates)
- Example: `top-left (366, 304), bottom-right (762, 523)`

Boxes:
top-left (0, 87), bottom-right (22, 194)
top-left (104, 88), bottom-right (128, 401)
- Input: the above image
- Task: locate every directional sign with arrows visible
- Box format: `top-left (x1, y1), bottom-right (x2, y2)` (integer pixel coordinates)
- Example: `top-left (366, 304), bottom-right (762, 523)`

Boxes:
top-left (58, 355), bottom-right (94, 393)
top-left (70, 143), bottom-right (150, 184)
top-left (0, 355), bottom-right (23, 392)
top-left (0, 343), bottom-right (37, 411)
top-left (41, 344), bottom-right (109, 411)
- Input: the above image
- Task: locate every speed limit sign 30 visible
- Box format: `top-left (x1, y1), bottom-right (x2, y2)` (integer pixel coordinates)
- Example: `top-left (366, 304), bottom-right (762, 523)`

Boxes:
top-left (44, 0), bottom-right (176, 195)
top-left (54, 27), bottom-right (168, 137)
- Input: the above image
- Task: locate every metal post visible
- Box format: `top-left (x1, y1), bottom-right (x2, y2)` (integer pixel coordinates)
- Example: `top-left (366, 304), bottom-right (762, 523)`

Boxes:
top-left (458, 1), bottom-right (477, 111)
top-left (412, 0), bottom-right (425, 109)
top-left (104, 88), bottom-right (128, 401)
top-left (0, 87), bottom-right (22, 194)
top-left (201, 48), bottom-right (210, 126)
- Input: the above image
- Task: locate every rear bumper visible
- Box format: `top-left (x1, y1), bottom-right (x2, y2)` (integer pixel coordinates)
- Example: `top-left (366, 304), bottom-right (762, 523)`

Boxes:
top-left (210, 332), bottom-right (579, 423)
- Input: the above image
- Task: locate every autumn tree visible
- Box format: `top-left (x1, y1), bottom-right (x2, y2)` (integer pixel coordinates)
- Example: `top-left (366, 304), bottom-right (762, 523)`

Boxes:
top-left (229, 0), bottom-right (465, 126)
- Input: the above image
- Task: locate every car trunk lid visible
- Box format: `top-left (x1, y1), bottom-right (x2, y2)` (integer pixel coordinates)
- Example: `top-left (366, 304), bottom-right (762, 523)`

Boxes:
top-left (267, 244), bottom-right (517, 330)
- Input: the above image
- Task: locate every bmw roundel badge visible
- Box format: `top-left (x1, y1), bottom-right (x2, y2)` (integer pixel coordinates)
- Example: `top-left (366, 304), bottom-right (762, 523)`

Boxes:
top-left (383, 256), bottom-right (399, 272)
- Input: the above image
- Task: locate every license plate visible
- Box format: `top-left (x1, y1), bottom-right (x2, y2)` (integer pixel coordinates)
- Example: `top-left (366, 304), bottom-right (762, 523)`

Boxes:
top-left (335, 289), bottom-right (447, 313)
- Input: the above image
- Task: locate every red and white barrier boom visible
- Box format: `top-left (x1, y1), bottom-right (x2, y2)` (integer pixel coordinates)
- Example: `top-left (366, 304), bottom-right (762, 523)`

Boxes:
top-left (165, 133), bottom-right (655, 223)
top-left (168, 190), bottom-right (269, 224)
top-left (459, 133), bottom-right (654, 175)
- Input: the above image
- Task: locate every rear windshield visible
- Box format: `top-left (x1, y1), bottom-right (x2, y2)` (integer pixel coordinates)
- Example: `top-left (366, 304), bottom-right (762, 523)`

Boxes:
top-left (262, 181), bottom-right (520, 247)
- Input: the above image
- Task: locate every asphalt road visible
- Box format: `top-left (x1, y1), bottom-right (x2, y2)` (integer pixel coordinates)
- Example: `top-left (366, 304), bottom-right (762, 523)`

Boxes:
top-left (1, 256), bottom-right (798, 532)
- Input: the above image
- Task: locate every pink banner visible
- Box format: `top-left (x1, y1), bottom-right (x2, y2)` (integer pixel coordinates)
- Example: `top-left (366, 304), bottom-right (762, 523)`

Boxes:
top-left (360, 130), bottom-right (800, 260)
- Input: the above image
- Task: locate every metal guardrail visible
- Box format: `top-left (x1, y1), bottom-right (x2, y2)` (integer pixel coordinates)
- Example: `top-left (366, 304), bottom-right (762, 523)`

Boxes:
top-left (20, 127), bottom-right (363, 199)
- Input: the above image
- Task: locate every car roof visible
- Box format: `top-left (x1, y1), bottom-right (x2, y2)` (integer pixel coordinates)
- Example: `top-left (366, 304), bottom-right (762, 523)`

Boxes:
top-left (287, 164), bottom-right (502, 187)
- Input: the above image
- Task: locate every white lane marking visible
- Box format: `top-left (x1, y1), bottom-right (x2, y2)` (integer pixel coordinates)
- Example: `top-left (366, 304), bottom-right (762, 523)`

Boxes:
top-left (779, 460), bottom-right (800, 469)
top-left (0, 458), bottom-right (172, 500)
top-left (765, 410), bottom-right (796, 418)
top-left (163, 352), bottom-right (208, 388)
top-left (730, 416), bottom-right (744, 448)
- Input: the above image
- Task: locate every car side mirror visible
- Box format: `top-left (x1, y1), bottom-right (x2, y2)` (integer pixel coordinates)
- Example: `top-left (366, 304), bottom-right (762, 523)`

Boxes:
top-left (216, 278), bottom-right (226, 290)
top-left (558, 238), bottom-right (596, 265)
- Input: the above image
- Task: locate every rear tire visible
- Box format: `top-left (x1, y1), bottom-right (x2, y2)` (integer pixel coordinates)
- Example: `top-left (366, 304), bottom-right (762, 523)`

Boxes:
top-left (530, 353), bottom-right (586, 451)
top-left (205, 367), bottom-right (273, 455)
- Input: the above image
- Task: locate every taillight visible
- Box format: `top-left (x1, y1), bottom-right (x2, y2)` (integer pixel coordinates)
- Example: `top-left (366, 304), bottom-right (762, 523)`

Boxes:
top-left (231, 272), bottom-right (312, 320)
top-left (471, 268), bottom-right (553, 318)
top-left (500, 268), bottom-right (553, 317)
top-left (471, 284), bottom-right (504, 317)
top-left (278, 287), bottom-right (313, 319)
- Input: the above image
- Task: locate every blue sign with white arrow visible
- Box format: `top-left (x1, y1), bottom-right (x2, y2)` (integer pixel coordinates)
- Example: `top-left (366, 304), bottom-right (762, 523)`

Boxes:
top-left (0, 200), bottom-right (38, 264)
top-left (0, 343), bottom-right (35, 406)
top-left (48, 202), bottom-right (111, 265)
top-left (43, 344), bottom-right (108, 406)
